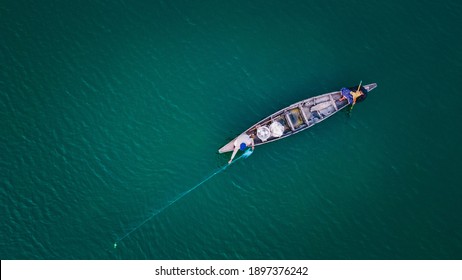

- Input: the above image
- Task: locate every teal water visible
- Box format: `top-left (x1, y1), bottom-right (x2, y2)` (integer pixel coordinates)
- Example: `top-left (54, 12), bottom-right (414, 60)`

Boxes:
top-left (1, 0), bottom-right (461, 259)
top-left (114, 148), bottom-right (253, 248)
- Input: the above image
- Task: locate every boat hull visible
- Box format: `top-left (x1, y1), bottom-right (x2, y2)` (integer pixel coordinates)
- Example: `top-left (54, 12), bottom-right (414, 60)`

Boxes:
top-left (218, 83), bottom-right (377, 153)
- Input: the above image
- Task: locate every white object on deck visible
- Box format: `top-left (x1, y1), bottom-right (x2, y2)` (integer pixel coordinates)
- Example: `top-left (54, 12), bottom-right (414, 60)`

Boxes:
top-left (269, 122), bottom-right (284, 137)
top-left (256, 126), bottom-right (271, 141)
top-left (310, 101), bottom-right (332, 112)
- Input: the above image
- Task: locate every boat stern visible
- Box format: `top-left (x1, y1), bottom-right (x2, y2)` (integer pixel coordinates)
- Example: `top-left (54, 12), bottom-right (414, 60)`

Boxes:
top-left (364, 83), bottom-right (378, 92)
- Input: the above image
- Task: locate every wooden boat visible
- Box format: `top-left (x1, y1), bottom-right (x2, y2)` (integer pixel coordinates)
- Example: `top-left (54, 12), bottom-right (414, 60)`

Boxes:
top-left (218, 83), bottom-right (377, 153)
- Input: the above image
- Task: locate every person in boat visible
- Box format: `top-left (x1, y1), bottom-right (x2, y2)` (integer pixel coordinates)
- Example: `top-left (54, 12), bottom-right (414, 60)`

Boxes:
top-left (339, 87), bottom-right (365, 105)
top-left (228, 133), bottom-right (255, 164)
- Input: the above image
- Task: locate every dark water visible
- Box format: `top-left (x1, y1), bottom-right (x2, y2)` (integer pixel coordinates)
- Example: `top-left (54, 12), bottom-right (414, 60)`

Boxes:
top-left (1, 0), bottom-right (461, 259)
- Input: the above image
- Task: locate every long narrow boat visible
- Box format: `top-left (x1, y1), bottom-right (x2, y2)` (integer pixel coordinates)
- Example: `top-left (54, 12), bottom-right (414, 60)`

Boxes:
top-left (218, 83), bottom-right (378, 153)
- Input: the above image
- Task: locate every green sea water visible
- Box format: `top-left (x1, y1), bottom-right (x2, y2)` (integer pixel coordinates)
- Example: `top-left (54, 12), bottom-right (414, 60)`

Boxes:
top-left (1, 0), bottom-right (461, 259)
